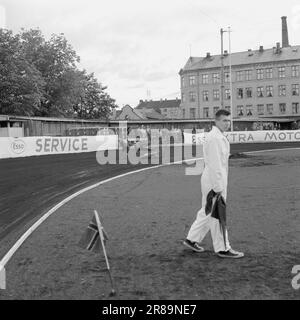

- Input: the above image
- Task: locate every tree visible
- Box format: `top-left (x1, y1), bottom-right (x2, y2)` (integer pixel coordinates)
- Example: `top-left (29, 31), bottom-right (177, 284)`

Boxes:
top-left (19, 29), bottom-right (81, 116)
top-left (73, 72), bottom-right (117, 120)
top-left (0, 28), bottom-right (118, 118)
top-left (0, 29), bottom-right (45, 116)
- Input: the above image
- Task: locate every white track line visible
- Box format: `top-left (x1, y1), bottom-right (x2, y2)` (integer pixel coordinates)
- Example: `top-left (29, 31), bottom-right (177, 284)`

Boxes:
top-left (0, 155), bottom-right (205, 289)
top-left (243, 147), bottom-right (300, 154)
top-left (1, 146), bottom-right (299, 289)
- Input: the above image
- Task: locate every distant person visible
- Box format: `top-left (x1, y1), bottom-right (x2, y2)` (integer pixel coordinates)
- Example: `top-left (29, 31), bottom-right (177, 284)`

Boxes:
top-left (292, 121), bottom-right (298, 130)
top-left (183, 109), bottom-right (244, 259)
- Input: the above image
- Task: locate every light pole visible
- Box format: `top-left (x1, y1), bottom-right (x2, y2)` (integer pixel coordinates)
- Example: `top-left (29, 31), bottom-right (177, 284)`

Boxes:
top-left (220, 28), bottom-right (225, 110)
top-left (220, 27), bottom-right (234, 132)
top-left (228, 27), bottom-right (234, 132)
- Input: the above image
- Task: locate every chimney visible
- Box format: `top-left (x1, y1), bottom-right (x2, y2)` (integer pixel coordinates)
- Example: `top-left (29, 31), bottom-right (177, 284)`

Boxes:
top-left (259, 46), bottom-right (264, 52)
top-left (206, 52), bottom-right (211, 58)
top-left (281, 16), bottom-right (290, 48)
top-left (276, 42), bottom-right (281, 53)
top-left (224, 50), bottom-right (228, 56)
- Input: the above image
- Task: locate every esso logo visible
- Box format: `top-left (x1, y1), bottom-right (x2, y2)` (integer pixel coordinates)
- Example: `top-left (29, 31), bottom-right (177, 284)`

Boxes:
top-left (11, 140), bottom-right (26, 154)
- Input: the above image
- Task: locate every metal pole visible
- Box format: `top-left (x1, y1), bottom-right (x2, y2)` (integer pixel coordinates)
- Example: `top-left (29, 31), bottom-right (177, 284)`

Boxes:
top-left (228, 27), bottom-right (234, 132)
top-left (220, 28), bottom-right (225, 110)
top-left (94, 210), bottom-right (116, 296)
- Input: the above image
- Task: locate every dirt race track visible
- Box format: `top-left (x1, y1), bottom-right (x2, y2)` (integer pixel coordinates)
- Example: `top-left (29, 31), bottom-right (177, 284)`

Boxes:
top-left (0, 145), bottom-right (299, 300)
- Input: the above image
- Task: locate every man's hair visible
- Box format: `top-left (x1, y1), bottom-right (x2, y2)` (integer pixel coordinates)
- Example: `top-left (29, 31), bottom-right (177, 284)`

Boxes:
top-left (215, 109), bottom-right (231, 119)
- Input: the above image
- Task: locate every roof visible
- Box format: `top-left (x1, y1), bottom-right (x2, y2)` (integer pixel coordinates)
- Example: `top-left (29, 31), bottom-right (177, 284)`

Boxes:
top-left (0, 114), bottom-right (108, 123)
top-left (0, 115), bottom-right (9, 121)
top-left (131, 107), bottom-right (166, 120)
top-left (140, 109), bottom-right (166, 120)
top-left (116, 105), bottom-right (167, 121)
top-left (136, 99), bottom-right (181, 110)
top-left (181, 45), bottom-right (300, 73)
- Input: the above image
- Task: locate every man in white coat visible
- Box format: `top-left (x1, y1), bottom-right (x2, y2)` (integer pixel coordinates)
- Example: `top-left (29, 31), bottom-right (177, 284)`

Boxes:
top-left (183, 109), bottom-right (244, 259)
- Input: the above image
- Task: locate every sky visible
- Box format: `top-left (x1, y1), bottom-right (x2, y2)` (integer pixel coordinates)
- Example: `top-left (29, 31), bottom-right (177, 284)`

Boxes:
top-left (0, 0), bottom-right (300, 108)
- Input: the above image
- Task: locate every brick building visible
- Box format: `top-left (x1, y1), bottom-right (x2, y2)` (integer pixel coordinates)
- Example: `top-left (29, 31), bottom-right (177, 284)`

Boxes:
top-left (135, 98), bottom-right (181, 119)
top-left (179, 17), bottom-right (300, 125)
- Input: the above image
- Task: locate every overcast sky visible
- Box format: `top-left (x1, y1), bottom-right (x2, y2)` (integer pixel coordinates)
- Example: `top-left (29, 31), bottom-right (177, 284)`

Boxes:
top-left (0, 0), bottom-right (300, 108)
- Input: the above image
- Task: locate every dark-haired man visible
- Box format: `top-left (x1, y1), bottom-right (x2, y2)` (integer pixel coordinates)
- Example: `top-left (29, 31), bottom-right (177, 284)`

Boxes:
top-left (183, 109), bottom-right (244, 259)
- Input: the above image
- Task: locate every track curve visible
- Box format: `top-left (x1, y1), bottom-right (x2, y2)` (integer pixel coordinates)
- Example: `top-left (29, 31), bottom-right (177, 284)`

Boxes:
top-left (0, 142), bottom-right (299, 242)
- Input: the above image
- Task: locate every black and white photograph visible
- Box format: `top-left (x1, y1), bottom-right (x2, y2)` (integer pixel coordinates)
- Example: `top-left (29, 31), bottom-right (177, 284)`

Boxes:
top-left (0, 0), bottom-right (299, 305)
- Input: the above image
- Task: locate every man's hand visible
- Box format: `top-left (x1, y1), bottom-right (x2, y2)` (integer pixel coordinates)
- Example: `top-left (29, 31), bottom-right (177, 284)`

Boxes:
top-left (213, 190), bottom-right (222, 197)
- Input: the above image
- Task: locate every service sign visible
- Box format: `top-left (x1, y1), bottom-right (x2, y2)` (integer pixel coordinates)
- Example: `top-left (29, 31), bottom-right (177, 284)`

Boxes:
top-left (0, 135), bottom-right (118, 159)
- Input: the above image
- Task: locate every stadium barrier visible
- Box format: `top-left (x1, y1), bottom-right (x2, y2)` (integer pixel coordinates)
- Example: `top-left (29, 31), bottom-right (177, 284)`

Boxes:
top-left (0, 130), bottom-right (299, 159)
top-left (0, 135), bottom-right (118, 159)
top-left (184, 130), bottom-right (300, 145)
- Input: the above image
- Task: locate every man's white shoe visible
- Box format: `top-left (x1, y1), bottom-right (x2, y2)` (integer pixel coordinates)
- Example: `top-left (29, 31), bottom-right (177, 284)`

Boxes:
top-left (217, 248), bottom-right (244, 259)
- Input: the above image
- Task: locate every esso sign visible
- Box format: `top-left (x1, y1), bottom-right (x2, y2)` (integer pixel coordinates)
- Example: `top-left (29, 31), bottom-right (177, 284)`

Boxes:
top-left (11, 140), bottom-right (26, 154)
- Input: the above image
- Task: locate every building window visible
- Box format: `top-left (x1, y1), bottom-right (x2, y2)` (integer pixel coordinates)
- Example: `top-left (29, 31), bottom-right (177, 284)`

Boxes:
top-left (236, 71), bottom-right (244, 81)
top-left (225, 89), bottom-right (231, 100)
top-left (237, 105), bottom-right (244, 117)
top-left (182, 109), bottom-right (186, 118)
top-left (189, 75), bottom-right (196, 86)
top-left (237, 88), bottom-right (243, 99)
top-left (278, 66), bottom-right (286, 78)
top-left (257, 69), bottom-right (264, 80)
top-left (292, 102), bottom-right (299, 114)
top-left (181, 77), bottom-right (185, 87)
top-left (292, 65), bottom-right (300, 77)
top-left (213, 73), bottom-right (220, 84)
top-left (279, 85), bottom-right (286, 96)
top-left (257, 104), bottom-right (264, 115)
top-left (203, 90), bottom-right (209, 101)
top-left (292, 84), bottom-right (299, 96)
top-left (213, 89), bottom-right (220, 100)
top-left (245, 70), bottom-right (252, 81)
top-left (202, 74), bottom-right (209, 84)
top-left (246, 105), bottom-right (253, 116)
top-left (181, 93), bottom-right (185, 103)
top-left (190, 108), bottom-right (196, 119)
top-left (203, 107), bottom-right (209, 118)
top-left (246, 87), bottom-right (252, 98)
top-left (225, 106), bottom-right (231, 113)
top-left (279, 103), bottom-right (286, 114)
top-left (189, 92), bottom-right (196, 102)
top-left (257, 87), bottom-right (264, 97)
top-left (224, 72), bottom-right (230, 83)
top-left (266, 68), bottom-right (273, 79)
top-left (213, 107), bottom-right (219, 115)
top-left (267, 104), bottom-right (274, 115)
top-left (266, 86), bottom-right (273, 97)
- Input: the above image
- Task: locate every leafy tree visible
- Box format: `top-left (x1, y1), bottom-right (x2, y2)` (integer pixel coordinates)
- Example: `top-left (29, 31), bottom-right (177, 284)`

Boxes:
top-left (0, 28), bottom-right (118, 119)
top-left (73, 72), bottom-right (118, 120)
top-left (0, 29), bottom-right (45, 116)
top-left (19, 29), bottom-right (81, 116)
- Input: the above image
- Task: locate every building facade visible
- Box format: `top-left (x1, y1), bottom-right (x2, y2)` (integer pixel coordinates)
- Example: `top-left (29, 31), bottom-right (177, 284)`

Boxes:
top-left (135, 99), bottom-right (182, 119)
top-left (179, 17), bottom-right (300, 122)
top-left (116, 104), bottom-right (166, 121)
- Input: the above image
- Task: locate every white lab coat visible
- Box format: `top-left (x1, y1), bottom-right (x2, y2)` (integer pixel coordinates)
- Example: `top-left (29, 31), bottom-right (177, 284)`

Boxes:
top-left (187, 126), bottom-right (231, 252)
